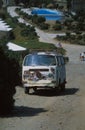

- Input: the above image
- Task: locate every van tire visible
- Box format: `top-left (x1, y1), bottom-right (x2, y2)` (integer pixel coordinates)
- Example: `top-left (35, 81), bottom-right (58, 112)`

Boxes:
top-left (60, 84), bottom-right (65, 92)
top-left (25, 87), bottom-right (29, 94)
top-left (33, 87), bottom-right (37, 92)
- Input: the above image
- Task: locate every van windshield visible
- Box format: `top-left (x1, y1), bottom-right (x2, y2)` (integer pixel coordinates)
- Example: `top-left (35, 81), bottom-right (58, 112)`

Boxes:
top-left (24, 54), bottom-right (56, 66)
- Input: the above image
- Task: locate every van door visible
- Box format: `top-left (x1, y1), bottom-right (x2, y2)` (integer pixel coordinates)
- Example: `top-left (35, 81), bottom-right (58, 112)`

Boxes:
top-left (55, 56), bottom-right (61, 86)
top-left (56, 56), bottom-right (62, 84)
top-left (60, 56), bottom-right (66, 83)
top-left (58, 56), bottom-right (66, 84)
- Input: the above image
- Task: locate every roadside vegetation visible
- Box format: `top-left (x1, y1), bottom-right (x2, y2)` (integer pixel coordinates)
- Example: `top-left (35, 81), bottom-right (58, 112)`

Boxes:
top-left (15, 7), bottom-right (85, 46)
top-left (0, 7), bottom-right (66, 54)
top-left (55, 11), bottom-right (85, 45)
top-left (0, 38), bottom-right (21, 116)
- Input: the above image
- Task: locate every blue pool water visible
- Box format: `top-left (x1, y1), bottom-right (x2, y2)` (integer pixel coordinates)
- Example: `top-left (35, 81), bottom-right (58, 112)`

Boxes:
top-left (31, 8), bottom-right (64, 21)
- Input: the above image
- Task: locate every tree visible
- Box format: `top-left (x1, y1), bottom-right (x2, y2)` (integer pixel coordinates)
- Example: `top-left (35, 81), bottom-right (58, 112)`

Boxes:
top-left (67, 0), bottom-right (72, 12)
top-left (0, 41), bottom-right (21, 116)
top-left (29, 0), bottom-right (53, 7)
top-left (0, 0), bottom-right (3, 8)
top-left (14, 0), bottom-right (30, 5)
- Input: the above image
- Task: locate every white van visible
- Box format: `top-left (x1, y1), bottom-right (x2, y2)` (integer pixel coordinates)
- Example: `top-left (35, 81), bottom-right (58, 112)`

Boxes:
top-left (22, 51), bottom-right (66, 94)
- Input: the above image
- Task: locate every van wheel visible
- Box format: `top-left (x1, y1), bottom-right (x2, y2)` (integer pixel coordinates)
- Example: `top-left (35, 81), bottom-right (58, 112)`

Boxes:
top-left (60, 84), bottom-right (65, 92)
top-left (25, 87), bottom-right (29, 94)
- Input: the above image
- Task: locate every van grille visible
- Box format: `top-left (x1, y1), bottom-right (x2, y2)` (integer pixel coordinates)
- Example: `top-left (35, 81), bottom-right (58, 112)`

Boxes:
top-left (29, 69), bottom-right (49, 72)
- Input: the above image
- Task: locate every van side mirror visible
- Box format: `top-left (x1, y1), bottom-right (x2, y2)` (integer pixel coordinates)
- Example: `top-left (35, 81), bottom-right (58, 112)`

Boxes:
top-left (64, 56), bottom-right (69, 64)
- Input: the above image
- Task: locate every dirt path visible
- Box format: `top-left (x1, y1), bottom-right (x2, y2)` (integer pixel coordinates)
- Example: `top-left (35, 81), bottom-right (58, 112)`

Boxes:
top-left (0, 63), bottom-right (85, 130)
top-left (0, 6), bottom-right (85, 130)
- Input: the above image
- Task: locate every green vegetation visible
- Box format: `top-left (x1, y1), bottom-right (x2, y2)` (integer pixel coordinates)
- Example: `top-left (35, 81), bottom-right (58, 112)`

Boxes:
top-left (14, 0), bottom-right (58, 8)
top-left (53, 21), bottom-right (62, 31)
top-left (16, 7), bottom-right (85, 45)
top-left (16, 9), bottom-right (50, 30)
top-left (54, 10), bottom-right (85, 45)
top-left (0, 40), bottom-right (21, 116)
top-left (2, 10), bottom-right (65, 54)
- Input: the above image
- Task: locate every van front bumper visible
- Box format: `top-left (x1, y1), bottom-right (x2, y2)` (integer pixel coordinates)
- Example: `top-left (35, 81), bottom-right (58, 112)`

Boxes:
top-left (23, 79), bottom-right (57, 88)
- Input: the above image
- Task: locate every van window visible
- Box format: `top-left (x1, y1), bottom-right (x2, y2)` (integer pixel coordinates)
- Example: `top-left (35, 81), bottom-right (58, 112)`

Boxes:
top-left (24, 54), bottom-right (56, 66)
top-left (57, 56), bottom-right (61, 66)
top-left (61, 57), bottom-right (65, 65)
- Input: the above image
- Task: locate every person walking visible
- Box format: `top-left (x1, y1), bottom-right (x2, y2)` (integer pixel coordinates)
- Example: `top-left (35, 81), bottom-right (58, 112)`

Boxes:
top-left (80, 52), bottom-right (85, 61)
top-left (58, 42), bottom-right (62, 48)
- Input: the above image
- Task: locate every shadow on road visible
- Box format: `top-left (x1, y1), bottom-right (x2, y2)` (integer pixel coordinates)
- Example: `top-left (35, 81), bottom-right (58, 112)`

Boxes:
top-left (32, 88), bottom-right (79, 97)
top-left (1, 106), bottom-right (47, 118)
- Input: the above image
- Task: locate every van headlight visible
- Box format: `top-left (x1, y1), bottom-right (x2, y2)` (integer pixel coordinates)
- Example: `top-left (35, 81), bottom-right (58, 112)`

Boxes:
top-left (50, 67), bottom-right (55, 74)
top-left (48, 67), bottom-right (55, 79)
top-left (23, 70), bottom-right (29, 80)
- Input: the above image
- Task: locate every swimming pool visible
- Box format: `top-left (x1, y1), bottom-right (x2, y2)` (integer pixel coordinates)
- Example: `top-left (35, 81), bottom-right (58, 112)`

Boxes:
top-left (31, 8), bottom-right (64, 21)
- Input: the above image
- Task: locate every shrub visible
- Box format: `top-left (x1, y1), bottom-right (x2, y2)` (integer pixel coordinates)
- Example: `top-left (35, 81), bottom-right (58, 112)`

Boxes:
top-left (82, 34), bottom-right (85, 40)
top-left (66, 32), bottom-right (71, 37)
top-left (56, 35), bottom-right (67, 41)
top-left (8, 30), bottom-right (15, 40)
top-left (53, 24), bottom-right (62, 30)
top-left (18, 23), bottom-right (26, 28)
top-left (78, 39), bottom-right (85, 45)
top-left (0, 44), bottom-right (21, 116)
top-left (37, 16), bottom-right (45, 23)
top-left (32, 15), bottom-right (46, 24)
top-left (0, 9), bottom-right (6, 19)
top-left (11, 17), bottom-right (18, 24)
top-left (20, 25), bottom-right (37, 38)
top-left (53, 21), bottom-right (62, 30)
top-left (39, 23), bottom-right (49, 30)
top-left (32, 14), bottom-right (38, 24)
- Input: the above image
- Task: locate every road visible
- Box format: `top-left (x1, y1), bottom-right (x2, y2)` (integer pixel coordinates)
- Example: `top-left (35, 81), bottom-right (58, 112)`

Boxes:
top-left (0, 63), bottom-right (85, 130)
top-left (0, 6), bottom-right (85, 130)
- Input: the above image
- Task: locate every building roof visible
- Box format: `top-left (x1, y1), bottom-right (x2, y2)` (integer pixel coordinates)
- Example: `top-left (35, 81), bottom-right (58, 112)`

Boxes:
top-left (7, 42), bottom-right (26, 51)
top-left (0, 19), bottom-right (12, 31)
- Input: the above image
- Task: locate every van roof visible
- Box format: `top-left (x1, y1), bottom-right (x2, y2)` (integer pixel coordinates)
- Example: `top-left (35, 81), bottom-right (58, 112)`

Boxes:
top-left (26, 51), bottom-right (63, 56)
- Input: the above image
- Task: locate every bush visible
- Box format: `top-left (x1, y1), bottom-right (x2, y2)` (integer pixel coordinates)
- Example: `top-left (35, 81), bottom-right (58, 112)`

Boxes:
top-left (8, 30), bottom-right (15, 40)
top-left (39, 23), bottom-right (49, 30)
top-left (11, 17), bottom-right (18, 24)
top-left (32, 14), bottom-right (38, 24)
top-left (18, 23), bottom-right (26, 28)
top-left (21, 25), bottom-right (37, 37)
top-left (77, 39), bottom-right (85, 45)
top-left (53, 21), bottom-right (62, 30)
top-left (37, 16), bottom-right (45, 23)
top-left (0, 9), bottom-right (6, 19)
top-left (32, 15), bottom-right (46, 24)
top-left (0, 43), bottom-right (21, 116)
top-left (56, 35), bottom-right (67, 41)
